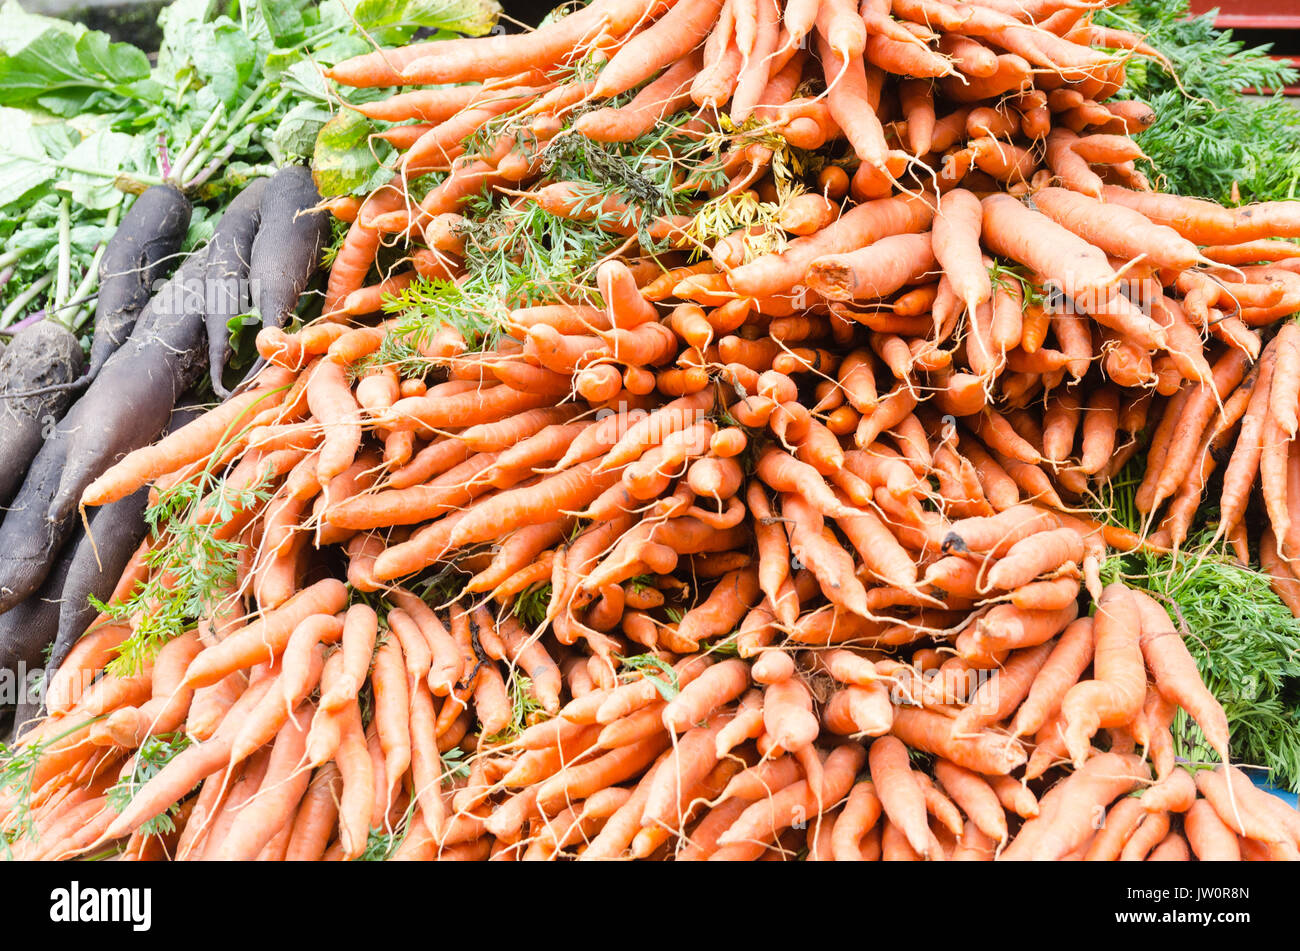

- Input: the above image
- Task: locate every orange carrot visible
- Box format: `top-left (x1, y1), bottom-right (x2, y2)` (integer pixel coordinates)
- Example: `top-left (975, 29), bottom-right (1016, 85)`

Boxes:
top-left (593, 0), bottom-right (726, 98)
top-left (83, 383), bottom-right (286, 508)
top-left (729, 193), bottom-right (934, 298)
top-left (761, 677), bottom-right (820, 753)
top-left (334, 700), bottom-right (374, 859)
top-left (868, 736), bottom-right (933, 858)
top-left (1184, 799), bottom-right (1243, 861)
top-left (715, 743), bottom-right (866, 849)
top-left (1008, 616), bottom-right (1094, 737)
top-left (1130, 590), bottom-right (1231, 764)
top-left (932, 188), bottom-right (991, 316)
top-left (183, 580), bottom-right (349, 689)
top-left (1003, 753), bottom-right (1147, 860)
top-left (214, 702), bottom-right (314, 860)
top-left (661, 659), bottom-right (750, 732)
top-left (982, 194), bottom-right (1166, 349)
top-left (284, 763), bottom-right (342, 861)
top-left (1061, 583), bottom-right (1146, 766)
top-left (890, 706), bottom-right (1027, 775)
top-left (934, 759), bottom-right (1008, 845)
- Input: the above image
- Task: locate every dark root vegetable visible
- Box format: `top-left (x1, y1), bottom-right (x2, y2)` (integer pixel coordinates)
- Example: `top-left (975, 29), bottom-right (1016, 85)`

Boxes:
top-left (234, 166), bottom-right (330, 389)
top-left (0, 524), bottom-right (80, 740)
top-left (50, 487), bottom-right (149, 670)
top-left (0, 249), bottom-right (210, 614)
top-left (49, 401), bottom-right (204, 675)
top-left (87, 184), bottom-right (192, 379)
top-left (0, 321), bottom-right (86, 507)
top-left (205, 177), bottom-right (268, 399)
top-left (250, 165), bottom-right (329, 332)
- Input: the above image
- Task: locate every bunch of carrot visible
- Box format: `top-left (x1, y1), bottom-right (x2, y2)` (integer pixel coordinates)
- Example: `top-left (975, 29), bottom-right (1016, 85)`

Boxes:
top-left (314, 0), bottom-right (1300, 567)
top-left (6, 449), bottom-right (1295, 860)
top-left (6, 0), bottom-right (1300, 860)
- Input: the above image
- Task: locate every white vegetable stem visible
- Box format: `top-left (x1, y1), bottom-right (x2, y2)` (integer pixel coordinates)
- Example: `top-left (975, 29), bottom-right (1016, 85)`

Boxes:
top-left (67, 204), bottom-right (122, 333)
top-left (169, 104), bottom-right (227, 189)
top-left (54, 196), bottom-right (72, 320)
top-left (182, 82), bottom-right (286, 187)
top-left (0, 273), bottom-right (54, 328)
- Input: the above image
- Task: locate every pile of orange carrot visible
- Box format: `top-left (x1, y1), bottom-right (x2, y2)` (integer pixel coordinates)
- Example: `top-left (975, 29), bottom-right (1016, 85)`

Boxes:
top-left (5, 0), bottom-right (1300, 861)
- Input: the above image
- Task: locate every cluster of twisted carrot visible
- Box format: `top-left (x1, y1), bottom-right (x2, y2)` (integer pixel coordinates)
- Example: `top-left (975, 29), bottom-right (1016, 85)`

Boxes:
top-left (7, 0), bottom-right (1300, 861)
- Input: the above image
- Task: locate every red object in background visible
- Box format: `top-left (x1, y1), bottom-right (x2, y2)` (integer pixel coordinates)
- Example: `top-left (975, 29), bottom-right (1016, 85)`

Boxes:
top-left (1186, 0), bottom-right (1300, 93)
top-left (1188, 0), bottom-right (1300, 30)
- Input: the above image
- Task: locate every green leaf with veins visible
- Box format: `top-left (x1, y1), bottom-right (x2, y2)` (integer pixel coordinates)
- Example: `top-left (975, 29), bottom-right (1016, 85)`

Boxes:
top-left (0, 1), bottom-right (148, 108)
top-left (259, 0), bottom-right (309, 46)
top-left (0, 2), bottom-right (86, 102)
top-left (272, 101), bottom-right (334, 163)
top-left (0, 107), bottom-right (58, 208)
top-left (157, 0), bottom-right (218, 74)
top-left (54, 128), bottom-right (134, 210)
top-left (189, 19), bottom-right (257, 107)
top-left (72, 30), bottom-right (150, 84)
top-left (311, 109), bottom-right (395, 197)
top-left (350, 0), bottom-right (502, 35)
top-left (277, 58), bottom-right (334, 98)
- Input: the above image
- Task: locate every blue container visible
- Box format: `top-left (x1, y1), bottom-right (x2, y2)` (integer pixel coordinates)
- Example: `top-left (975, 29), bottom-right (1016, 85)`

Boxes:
top-left (1250, 773), bottom-right (1299, 810)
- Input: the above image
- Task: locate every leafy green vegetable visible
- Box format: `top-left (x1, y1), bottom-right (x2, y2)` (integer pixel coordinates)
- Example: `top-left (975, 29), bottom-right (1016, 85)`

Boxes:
top-left (0, 0), bottom-right (501, 337)
top-left (312, 109), bottom-right (395, 198)
top-left (259, 0), bottom-right (308, 46)
top-left (0, 108), bottom-right (61, 208)
top-left (1102, 0), bottom-right (1300, 204)
top-left (273, 101), bottom-right (336, 163)
top-left (1102, 534), bottom-right (1300, 791)
top-left (353, 0), bottom-right (501, 35)
top-left (57, 127), bottom-right (136, 210)
top-left (0, 0), bottom-right (153, 112)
